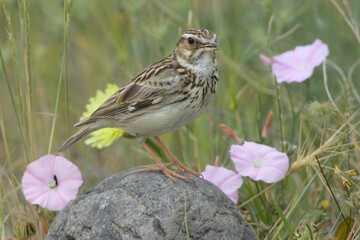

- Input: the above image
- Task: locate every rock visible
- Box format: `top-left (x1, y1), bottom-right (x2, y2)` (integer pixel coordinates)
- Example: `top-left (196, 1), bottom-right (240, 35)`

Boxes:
top-left (46, 170), bottom-right (256, 240)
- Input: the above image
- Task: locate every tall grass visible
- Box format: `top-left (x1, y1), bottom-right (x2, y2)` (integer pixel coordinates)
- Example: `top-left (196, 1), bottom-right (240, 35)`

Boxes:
top-left (1, 0), bottom-right (360, 239)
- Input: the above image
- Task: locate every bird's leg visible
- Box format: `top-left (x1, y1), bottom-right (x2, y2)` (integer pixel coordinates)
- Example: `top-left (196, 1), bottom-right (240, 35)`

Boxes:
top-left (140, 142), bottom-right (190, 181)
top-left (154, 136), bottom-right (201, 177)
top-left (136, 162), bottom-right (172, 172)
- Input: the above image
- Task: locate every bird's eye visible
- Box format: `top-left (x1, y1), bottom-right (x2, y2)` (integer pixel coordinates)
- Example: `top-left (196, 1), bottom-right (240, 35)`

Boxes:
top-left (187, 37), bottom-right (195, 45)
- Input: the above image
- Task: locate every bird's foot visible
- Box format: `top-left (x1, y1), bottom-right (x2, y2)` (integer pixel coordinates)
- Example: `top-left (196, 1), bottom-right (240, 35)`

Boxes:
top-left (153, 136), bottom-right (201, 177)
top-left (171, 161), bottom-right (202, 177)
top-left (140, 163), bottom-right (191, 182)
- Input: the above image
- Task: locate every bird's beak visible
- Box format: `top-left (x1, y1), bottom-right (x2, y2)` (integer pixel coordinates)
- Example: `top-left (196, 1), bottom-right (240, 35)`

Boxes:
top-left (203, 41), bottom-right (218, 50)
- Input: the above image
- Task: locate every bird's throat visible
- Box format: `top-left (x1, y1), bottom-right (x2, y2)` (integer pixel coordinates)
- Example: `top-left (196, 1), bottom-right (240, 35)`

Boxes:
top-left (176, 51), bottom-right (217, 79)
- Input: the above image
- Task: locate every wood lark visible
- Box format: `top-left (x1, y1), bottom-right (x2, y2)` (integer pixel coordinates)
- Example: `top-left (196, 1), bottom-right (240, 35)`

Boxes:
top-left (58, 28), bottom-right (219, 181)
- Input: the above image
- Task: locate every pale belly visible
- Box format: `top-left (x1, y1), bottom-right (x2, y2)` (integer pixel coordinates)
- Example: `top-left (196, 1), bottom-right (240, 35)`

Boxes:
top-left (117, 92), bottom-right (214, 138)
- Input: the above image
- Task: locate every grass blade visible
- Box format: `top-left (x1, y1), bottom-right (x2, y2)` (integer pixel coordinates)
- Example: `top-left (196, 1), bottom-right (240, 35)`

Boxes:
top-left (0, 49), bottom-right (28, 159)
top-left (64, 0), bottom-right (72, 153)
top-left (48, 54), bottom-right (65, 154)
top-left (273, 202), bottom-right (294, 238)
top-left (2, 0), bottom-right (24, 125)
top-left (24, 0), bottom-right (35, 161)
top-left (184, 197), bottom-right (190, 240)
top-left (274, 76), bottom-right (285, 152)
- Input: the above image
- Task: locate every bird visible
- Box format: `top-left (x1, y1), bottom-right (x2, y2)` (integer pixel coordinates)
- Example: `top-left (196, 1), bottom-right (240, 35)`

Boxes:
top-left (58, 28), bottom-right (219, 181)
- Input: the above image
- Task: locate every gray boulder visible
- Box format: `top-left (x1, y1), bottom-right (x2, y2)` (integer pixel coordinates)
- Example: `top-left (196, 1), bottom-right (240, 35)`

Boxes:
top-left (46, 169), bottom-right (256, 240)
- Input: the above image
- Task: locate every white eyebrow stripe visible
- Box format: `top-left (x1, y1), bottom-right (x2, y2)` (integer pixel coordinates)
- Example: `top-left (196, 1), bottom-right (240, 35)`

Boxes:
top-left (182, 33), bottom-right (208, 43)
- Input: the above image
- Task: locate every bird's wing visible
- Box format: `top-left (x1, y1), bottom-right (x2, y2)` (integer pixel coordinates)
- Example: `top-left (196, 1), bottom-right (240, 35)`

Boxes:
top-left (75, 58), bottom-right (189, 127)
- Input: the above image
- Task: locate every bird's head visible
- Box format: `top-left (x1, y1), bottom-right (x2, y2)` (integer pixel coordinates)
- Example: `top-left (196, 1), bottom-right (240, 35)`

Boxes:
top-left (175, 28), bottom-right (218, 64)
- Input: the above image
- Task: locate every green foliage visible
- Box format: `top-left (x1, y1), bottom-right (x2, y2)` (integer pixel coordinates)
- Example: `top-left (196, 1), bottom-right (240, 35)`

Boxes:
top-left (1, 0), bottom-right (360, 239)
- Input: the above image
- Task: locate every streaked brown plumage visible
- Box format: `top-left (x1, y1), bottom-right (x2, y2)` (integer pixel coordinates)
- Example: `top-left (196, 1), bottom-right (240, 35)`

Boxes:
top-left (58, 28), bottom-right (218, 181)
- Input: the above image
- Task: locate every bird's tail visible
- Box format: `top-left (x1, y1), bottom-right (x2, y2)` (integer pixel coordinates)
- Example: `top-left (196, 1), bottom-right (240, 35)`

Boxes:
top-left (57, 124), bottom-right (96, 152)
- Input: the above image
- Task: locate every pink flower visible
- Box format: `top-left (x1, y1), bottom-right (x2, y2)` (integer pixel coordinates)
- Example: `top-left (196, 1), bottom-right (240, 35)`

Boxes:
top-left (261, 39), bottom-right (329, 83)
top-left (218, 124), bottom-right (241, 144)
top-left (262, 111), bottom-right (273, 138)
top-left (22, 155), bottom-right (83, 211)
top-left (259, 54), bottom-right (272, 66)
top-left (214, 156), bottom-right (220, 166)
top-left (230, 142), bottom-right (289, 183)
top-left (202, 165), bottom-right (243, 203)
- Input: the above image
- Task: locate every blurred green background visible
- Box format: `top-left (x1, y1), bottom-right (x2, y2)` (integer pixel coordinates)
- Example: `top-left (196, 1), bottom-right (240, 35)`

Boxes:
top-left (1, 0), bottom-right (360, 238)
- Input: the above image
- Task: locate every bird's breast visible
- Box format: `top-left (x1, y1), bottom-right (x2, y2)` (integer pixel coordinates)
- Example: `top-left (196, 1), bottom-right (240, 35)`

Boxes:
top-left (119, 74), bottom-right (217, 138)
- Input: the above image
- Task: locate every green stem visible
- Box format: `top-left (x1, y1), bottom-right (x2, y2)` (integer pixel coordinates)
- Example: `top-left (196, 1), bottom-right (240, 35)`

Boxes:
top-left (284, 84), bottom-right (296, 142)
top-left (315, 156), bottom-right (352, 234)
top-left (64, 0), bottom-right (72, 156)
top-left (305, 223), bottom-right (314, 240)
top-left (273, 202), bottom-right (294, 238)
top-left (0, 186), bottom-right (3, 240)
top-left (0, 108), bottom-right (15, 183)
top-left (274, 76), bottom-right (284, 152)
top-left (48, 54), bottom-right (65, 154)
top-left (255, 182), bottom-right (267, 208)
top-left (257, 93), bottom-right (264, 143)
top-left (0, 49), bottom-right (29, 160)
top-left (243, 182), bottom-right (267, 224)
top-left (330, 0), bottom-right (360, 45)
top-left (24, 0), bottom-right (35, 161)
top-left (2, 0), bottom-right (24, 125)
top-left (184, 198), bottom-right (190, 240)
top-left (24, 0), bottom-right (32, 105)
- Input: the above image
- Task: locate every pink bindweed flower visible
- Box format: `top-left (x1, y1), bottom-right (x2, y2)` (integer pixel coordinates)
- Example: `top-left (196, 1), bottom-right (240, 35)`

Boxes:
top-left (219, 124), bottom-right (241, 144)
top-left (202, 165), bottom-right (243, 203)
top-left (22, 155), bottom-right (83, 211)
top-left (259, 54), bottom-right (272, 66)
top-left (230, 142), bottom-right (289, 183)
top-left (262, 111), bottom-right (273, 138)
top-left (260, 39), bottom-right (329, 83)
top-left (214, 156), bottom-right (220, 167)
